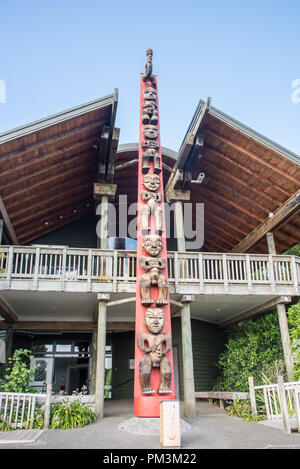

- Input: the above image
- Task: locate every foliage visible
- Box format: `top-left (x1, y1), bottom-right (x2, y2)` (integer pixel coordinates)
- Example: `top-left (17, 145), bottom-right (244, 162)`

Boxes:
top-left (50, 399), bottom-right (96, 430)
top-left (0, 348), bottom-right (35, 393)
top-left (214, 310), bottom-right (284, 392)
top-left (0, 418), bottom-right (12, 432)
top-left (287, 302), bottom-right (300, 380)
top-left (284, 242), bottom-right (300, 257)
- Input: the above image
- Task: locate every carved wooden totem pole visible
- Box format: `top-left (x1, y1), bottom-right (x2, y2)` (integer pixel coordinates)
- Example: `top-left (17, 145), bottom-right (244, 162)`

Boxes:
top-left (134, 49), bottom-right (176, 417)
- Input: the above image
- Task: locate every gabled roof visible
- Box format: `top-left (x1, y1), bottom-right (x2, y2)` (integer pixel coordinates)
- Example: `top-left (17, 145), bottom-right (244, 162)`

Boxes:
top-left (176, 99), bottom-right (300, 253)
top-left (0, 92), bottom-right (118, 244)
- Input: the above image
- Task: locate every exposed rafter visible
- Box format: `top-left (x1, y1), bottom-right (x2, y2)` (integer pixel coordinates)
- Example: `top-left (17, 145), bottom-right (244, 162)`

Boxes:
top-left (232, 190), bottom-right (300, 253)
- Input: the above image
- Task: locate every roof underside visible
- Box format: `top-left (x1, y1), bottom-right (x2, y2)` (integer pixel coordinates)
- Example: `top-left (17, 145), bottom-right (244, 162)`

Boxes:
top-left (192, 109), bottom-right (300, 253)
top-left (0, 97), bottom-right (299, 253)
top-left (0, 95), bottom-right (116, 244)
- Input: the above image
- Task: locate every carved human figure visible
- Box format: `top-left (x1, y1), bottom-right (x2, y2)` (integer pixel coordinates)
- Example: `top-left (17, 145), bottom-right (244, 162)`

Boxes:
top-left (139, 235), bottom-right (168, 306)
top-left (137, 307), bottom-right (172, 395)
top-left (142, 87), bottom-right (158, 125)
top-left (141, 174), bottom-right (163, 235)
top-left (142, 48), bottom-right (156, 89)
top-left (141, 140), bottom-right (161, 174)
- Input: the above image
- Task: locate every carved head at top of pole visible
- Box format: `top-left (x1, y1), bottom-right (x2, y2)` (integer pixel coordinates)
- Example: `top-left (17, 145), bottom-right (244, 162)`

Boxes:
top-left (146, 48), bottom-right (153, 63)
top-left (143, 48), bottom-right (156, 88)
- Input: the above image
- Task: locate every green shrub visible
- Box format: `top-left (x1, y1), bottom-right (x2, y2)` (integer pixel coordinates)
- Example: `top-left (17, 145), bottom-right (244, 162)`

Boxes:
top-left (50, 399), bottom-right (96, 429)
top-left (214, 310), bottom-right (284, 392)
top-left (0, 349), bottom-right (35, 393)
top-left (287, 302), bottom-right (300, 380)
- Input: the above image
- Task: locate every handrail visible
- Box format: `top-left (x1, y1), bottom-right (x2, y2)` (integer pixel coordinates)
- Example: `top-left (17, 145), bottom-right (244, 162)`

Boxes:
top-left (0, 245), bottom-right (299, 293)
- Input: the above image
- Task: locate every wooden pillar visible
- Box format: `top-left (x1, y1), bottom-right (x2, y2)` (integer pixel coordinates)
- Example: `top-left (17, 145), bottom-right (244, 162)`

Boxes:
top-left (0, 219), bottom-right (3, 245)
top-left (180, 295), bottom-right (196, 418)
top-left (90, 328), bottom-right (97, 395)
top-left (5, 326), bottom-right (13, 362)
top-left (267, 232), bottom-right (294, 381)
top-left (95, 293), bottom-right (110, 420)
top-left (94, 183), bottom-right (117, 249)
top-left (174, 200), bottom-right (185, 252)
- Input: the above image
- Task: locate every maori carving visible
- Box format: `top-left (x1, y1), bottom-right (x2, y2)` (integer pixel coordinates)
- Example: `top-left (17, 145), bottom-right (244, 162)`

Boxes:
top-left (137, 307), bottom-right (172, 394)
top-left (142, 48), bottom-right (156, 89)
top-left (142, 87), bottom-right (158, 125)
top-left (142, 125), bottom-right (160, 174)
top-left (141, 174), bottom-right (163, 235)
top-left (139, 235), bottom-right (168, 306)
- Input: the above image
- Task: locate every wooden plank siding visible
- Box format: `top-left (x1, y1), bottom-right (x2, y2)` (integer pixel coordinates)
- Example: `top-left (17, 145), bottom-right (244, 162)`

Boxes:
top-left (111, 331), bottom-right (134, 399)
top-left (171, 318), bottom-right (225, 398)
top-left (29, 215), bottom-right (98, 249)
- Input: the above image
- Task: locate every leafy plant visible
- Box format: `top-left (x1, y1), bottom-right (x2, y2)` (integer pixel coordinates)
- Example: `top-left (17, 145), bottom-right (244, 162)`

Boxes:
top-left (0, 348), bottom-right (35, 393)
top-left (287, 303), bottom-right (300, 380)
top-left (0, 418), bottom-right (12, 432)
top-left (50, 399), bottom-right (96, 429)
top-left (214, 310), bottom-right (284, 392)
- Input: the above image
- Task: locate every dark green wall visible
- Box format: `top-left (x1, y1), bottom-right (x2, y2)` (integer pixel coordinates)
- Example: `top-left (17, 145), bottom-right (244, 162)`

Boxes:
top-left (172, 317), bottom-right (225, 396)
top-left (29, 215), bottom-right (97, 248)
top-left (111, 332), bottom-right (135, 399)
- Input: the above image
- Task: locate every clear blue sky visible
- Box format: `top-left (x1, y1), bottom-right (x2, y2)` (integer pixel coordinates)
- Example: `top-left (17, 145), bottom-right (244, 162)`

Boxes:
top-left (0, 0), bottom-right (299, 155)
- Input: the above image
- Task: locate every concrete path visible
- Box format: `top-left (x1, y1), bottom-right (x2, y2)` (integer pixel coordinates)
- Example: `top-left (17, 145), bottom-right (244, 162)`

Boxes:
top-left (1, 400), bottom-right (300, 449)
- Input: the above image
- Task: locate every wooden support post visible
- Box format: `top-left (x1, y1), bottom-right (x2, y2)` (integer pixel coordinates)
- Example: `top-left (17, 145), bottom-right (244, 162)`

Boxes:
top-left (94, 183), bottom-right (117, 249)
top-left (267, 232), bottom-right (294, 382)
top-left (5, 326), bottom-right (13, 362)
top-left (248, 376), bottom-right (257, 418)
top-left (174, 200), bottom-right (185, 252)
top-left (277, 303), bottom-right (294, 382)
top-left (277, 375), bottom-right (291, 433)
top-left (95, 293), bottom-right (110, 420)
top-left (90, 328), bottom-right (97, 395)
top-left (0, 219), bottom-right (3, 244)
top-left (180, 295), bottom-right (196, 418)
top-left (44, 384), bottom-right (52, 429)
top-left (219, 399), bottom-right (225, 410)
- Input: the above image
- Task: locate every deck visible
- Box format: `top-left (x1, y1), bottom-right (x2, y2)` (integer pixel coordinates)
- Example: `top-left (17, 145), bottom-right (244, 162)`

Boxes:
top-left (0, 245), bottom-right (299, 297)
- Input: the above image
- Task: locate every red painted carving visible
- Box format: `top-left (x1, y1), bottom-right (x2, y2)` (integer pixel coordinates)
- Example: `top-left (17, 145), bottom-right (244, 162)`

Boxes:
top-left (134, 67), bottom-right (176, 417)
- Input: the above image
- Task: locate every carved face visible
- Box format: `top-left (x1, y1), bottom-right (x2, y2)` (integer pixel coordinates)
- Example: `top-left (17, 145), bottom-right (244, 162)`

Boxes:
top-left (143, 174), bottom-right (160, 192)
top-left (142, 234), bottom-right (163, 257)
top-left (143, 125), bottom-right (159, 140)
top-left (143, 87), bottom-right (156, 101)
top-left (145, 307), bottom-right (164, 334)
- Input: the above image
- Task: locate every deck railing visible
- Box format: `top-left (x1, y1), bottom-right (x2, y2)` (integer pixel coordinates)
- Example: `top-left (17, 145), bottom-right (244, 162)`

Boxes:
top-left (0, 245), bottom-right (299, 294)
top-left (249, 376), bottom-right (300, 432)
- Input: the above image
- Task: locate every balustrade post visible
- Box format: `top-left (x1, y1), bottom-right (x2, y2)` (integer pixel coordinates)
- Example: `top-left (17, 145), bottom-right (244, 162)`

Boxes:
top-left (44, 384), bottom-right (52, 429)
top-left (277, 375), bottom-right (291, 433)
top-left (248, 376), bottom-right (257, 418)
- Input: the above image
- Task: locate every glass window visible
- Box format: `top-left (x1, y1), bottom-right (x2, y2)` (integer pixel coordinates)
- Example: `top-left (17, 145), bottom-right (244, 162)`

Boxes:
top-left (32, 343), bottom-right (53, 354)
top-left (34, 359), bottom-right (47, 382)
top-left (55, 342), bottom-right (72, 352)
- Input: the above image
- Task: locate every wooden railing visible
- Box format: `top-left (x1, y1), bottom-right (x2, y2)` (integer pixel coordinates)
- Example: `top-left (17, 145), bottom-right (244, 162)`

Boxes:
top-left (248, 376), bottom-right (300, 432)
top-left (0, 246), bottom-right (299, 295)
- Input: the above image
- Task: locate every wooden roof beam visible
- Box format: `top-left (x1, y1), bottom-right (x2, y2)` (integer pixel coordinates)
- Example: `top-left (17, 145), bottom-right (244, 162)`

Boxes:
top-left (0, 197), bottom-right (19, 244)
top-left (232, 190), bottom-right (300, 253)
top-left (165, 97), bottom-right (211, 195)
top-left (218, 296), bottom-right (292, 328)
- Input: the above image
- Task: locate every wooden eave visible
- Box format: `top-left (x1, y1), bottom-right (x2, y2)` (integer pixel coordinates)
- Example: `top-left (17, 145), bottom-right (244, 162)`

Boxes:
top-left (179, 101), bottom-right (300, 253)
top-left (0, 94), bottom-right (117, 244)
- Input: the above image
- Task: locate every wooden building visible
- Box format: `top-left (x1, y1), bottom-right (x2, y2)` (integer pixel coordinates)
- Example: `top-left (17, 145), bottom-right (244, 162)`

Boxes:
top-left (0, 92), bottom-right (299, 417)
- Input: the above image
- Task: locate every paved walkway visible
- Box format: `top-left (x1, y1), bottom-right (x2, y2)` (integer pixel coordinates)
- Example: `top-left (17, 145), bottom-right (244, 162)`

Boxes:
top-left (1, 400), bottom-right (300, 449)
